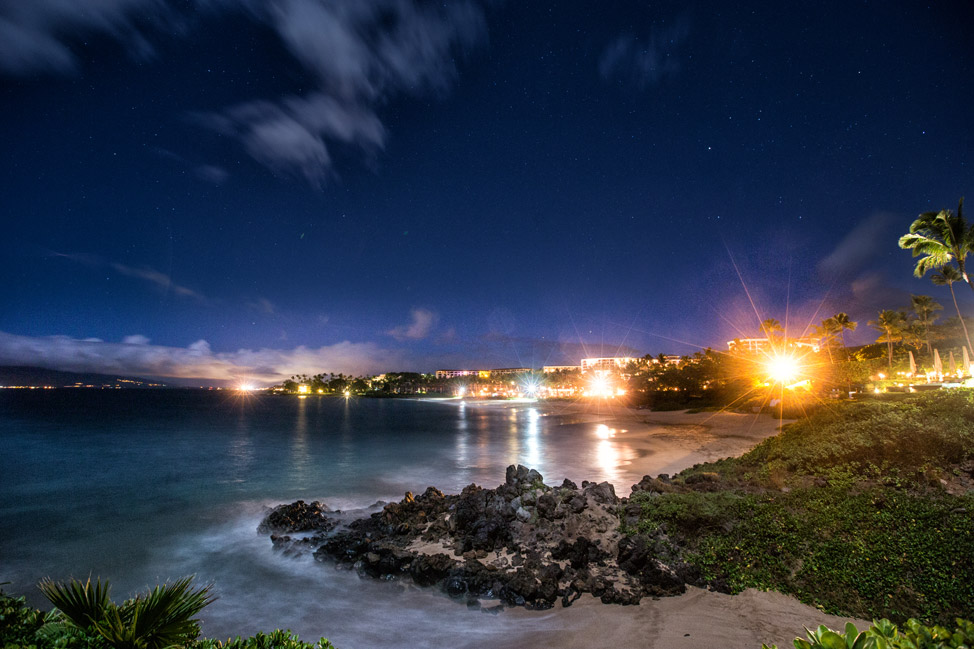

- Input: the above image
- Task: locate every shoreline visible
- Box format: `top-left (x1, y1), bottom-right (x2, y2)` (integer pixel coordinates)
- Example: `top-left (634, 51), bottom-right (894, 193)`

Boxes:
top-left (265, 404), bottom-right (863, 649)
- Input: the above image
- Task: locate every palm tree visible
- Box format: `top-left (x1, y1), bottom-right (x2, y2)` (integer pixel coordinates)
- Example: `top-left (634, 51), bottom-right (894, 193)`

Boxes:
top-left (831, 312), bottom-right (857, 357)
top-left (39, 577), bottom-right (214, 649)
top-left (932, 265), bottom-right (974, 352)
top-left (868, 310), bottom-right (907, 370)
top-left (909, 295), bottom-right (942, 356)
top-left (812, 318), bottom-right (837, 364)
top-left (899, 198), bottom-right (974, 293)
top-left (760, 318), bottom-right (784, 351)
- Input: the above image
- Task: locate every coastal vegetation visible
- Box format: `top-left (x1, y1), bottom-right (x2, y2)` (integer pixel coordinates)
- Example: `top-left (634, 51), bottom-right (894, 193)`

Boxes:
top-left (0, 579), bottom-right (336, 649)
top-left (624, 391), bottom-right (974, 625)
top-left (765, 618), bottom-right (974, 649)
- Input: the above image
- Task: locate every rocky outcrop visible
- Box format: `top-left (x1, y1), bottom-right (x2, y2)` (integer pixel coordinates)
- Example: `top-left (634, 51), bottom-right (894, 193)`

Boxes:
top-left (259, 465), bottom-right (703, 610)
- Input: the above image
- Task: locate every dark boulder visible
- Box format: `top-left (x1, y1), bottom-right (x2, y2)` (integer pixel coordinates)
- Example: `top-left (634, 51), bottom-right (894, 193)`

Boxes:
top-left (409, 553), bottom-right (455, 587)
top-left (258, 500), bottom-right (336, 534)
top-left (552, 536), bottom-right (607, 569)
top-left (617, 535), bottom-right (685, 596)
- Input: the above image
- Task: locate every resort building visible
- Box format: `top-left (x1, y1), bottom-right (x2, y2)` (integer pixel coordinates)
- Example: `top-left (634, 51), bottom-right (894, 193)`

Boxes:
top-left (542, 365), bottom-right (580, 373)
top-left (434, 369), bottom-right (481, 379)
top-left (489, 368), bottom-right (532, 376)
top-left (434, 367), bottom-right (531, 379)
top-left (580, 357), bottom-right (637, 374)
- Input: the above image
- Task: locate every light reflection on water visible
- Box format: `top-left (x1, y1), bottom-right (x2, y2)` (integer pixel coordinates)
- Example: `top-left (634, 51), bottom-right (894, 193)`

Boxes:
top-left (0, 392), bottom-right (658, 649)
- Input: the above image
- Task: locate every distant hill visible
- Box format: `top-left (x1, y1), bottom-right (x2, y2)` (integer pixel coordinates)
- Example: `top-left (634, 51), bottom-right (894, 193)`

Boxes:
top-left (0, 366), bottom-right (170, 389)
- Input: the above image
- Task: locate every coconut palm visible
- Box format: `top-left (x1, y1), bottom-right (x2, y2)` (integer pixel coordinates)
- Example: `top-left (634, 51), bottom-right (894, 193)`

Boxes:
top-left (868, 310), bottom-right (907, 370)
top-left (760, 318), bottom-right (784, 351)
top-left (812, 318), bottom-right (838, 364)
top-left (899, 198), bottom-right (974, 293)
top-left (932, 265), bottom-right (974, 352)
top-left (831, 312), bottom-right (857, 357)
top-left (39, 576), bottom-right (214, 649)
top-left (909, 295), bottom-right (942, 356)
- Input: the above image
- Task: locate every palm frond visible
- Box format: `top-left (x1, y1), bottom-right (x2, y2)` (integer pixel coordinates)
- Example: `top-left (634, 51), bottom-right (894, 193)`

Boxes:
top-left (99, 577), bottom-right (215, 649)
top-left (38, 577), bottom-right (111, 630)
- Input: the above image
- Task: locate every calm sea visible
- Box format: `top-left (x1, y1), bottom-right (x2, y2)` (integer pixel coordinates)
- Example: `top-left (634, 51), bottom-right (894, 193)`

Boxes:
top-left (0, 390), bottom-right (645, 649)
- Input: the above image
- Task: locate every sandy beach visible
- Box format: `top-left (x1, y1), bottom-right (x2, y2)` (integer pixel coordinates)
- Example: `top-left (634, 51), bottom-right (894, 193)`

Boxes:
top-left (451, 401), bottom-right (863, 648)
top-left (496, 587), bottom-right (868, 649)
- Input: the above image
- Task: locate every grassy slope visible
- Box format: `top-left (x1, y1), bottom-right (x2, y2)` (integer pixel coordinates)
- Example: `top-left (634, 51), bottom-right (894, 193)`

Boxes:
top-left (625, 391), bottom-right (974, 625)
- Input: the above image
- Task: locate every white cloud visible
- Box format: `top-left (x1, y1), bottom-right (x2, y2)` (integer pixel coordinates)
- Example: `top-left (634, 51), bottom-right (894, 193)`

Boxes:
top-left (204, 0), bottom-right (487, 184)
top-left (387, 307), bottom-right (438, 341)
top-left (0, 330), bottom-right (401, 383)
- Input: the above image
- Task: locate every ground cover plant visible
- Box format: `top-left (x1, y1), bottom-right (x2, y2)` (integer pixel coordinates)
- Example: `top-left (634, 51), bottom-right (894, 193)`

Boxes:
top-left (624, 391), bottom-right (974, 625)
top-left (765, 618), bottom-right (974, 649)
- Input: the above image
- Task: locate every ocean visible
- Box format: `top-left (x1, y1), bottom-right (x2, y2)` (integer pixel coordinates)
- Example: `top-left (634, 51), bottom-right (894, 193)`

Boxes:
top-left (0, 390), bottom-right (647, 649)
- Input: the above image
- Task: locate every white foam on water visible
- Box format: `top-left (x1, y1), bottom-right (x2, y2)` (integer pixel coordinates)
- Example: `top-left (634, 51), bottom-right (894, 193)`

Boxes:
top-left (153, 506), bottom-right (568, 649)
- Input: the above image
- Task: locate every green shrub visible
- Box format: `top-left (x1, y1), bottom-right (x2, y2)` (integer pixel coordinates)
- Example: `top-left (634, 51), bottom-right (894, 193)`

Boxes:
top-left (741, 391), bottom-right (974, 480)
top-left (763, 617), bottom-right (974, 649)
top-left (192, 630), bottom-right (335, 649)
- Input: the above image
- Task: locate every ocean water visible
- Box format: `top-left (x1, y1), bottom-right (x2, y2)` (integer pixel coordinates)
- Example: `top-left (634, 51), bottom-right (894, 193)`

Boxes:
top-left (0, 391), bottom-right (649, 649)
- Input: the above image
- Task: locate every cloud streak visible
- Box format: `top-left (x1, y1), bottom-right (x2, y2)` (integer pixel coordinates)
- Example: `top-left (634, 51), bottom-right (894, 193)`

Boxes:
top-left (50, 251), bottom-right (207, 302)
top-left (0, 330), bottom-right (401, 384)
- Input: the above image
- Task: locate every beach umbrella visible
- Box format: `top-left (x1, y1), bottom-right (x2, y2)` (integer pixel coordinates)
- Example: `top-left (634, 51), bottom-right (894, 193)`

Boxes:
top-left (949, 351), bottom-right (957, 376)
top-left (908, 351), bottom-right (917, 375)
top-left (965, 346), bottom-right (973, 376)
top-left (933, 349), bottom-right (943, 377)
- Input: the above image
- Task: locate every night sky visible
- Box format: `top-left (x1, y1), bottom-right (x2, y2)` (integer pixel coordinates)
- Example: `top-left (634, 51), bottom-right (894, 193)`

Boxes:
top-left (1, 1), bottom-right (972, 384)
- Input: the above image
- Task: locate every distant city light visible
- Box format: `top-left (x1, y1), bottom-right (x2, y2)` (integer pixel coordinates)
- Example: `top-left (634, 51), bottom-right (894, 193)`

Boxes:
top-left (239, 384), bottom-right (255, 392)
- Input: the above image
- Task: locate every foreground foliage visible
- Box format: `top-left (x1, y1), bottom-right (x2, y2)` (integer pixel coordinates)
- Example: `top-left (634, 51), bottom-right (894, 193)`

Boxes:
top-left (0, 584), bottom-right (335, 649)
top-left (765, 618), bottom-right (974, 649)
top-left (626, 392), bottom-right (974, 625)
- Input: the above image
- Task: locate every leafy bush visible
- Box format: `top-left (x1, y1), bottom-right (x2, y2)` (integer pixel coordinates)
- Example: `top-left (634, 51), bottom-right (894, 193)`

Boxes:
top-left (763, 617), bottom-right (974, 649)
top-left (192, 630), bottom-right (335, 649)
top-left (742, 391), bottom-right (974, 479)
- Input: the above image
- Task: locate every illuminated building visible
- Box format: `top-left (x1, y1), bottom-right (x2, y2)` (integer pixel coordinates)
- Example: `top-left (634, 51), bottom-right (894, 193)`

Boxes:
top-left (580, 357), bottom-right (636, 374)
top-left (726, 337), bottom-right (820, 353)
top-left (542, 365), bottom-right (580, 373)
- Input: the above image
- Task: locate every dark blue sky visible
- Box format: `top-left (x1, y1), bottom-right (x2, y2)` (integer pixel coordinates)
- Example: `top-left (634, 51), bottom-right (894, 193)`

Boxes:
top-left (1, 1), bottom-right (972, 383)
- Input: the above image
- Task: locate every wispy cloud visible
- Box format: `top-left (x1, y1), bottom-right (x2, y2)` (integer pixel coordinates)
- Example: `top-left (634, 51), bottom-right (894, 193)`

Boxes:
top-left (50, 251), bottom-right (206, 302)
top-left (1, 0), bottom-right (489, 184)
top-left (599, 20), bottom-right (689, 88)
top-left (817, 211), bottom-right (897, 280)
top-left (110, 262), bottom-right (206, 301)
top-left (204, 0), bottom-right (488, 185)
top-left (0, 0), bottom-right (171, 75)
top-left (247, 297), bottom-right (277, 315)
top-left (0, 330), bottom-right (401, 383)
top-left (387, 307), bottom-right (438, 341)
